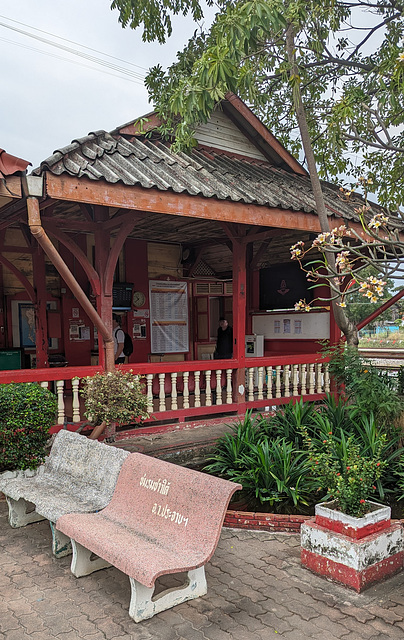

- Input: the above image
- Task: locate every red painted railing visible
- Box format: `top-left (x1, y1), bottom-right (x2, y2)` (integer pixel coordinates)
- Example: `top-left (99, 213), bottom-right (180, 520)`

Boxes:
top-left (0, 354), bottom-right (330, 434)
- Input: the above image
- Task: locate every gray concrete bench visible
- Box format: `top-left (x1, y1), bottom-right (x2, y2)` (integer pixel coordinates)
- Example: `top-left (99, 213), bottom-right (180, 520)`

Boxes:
top-left (56, 452), bottom-right (241, 622)
top-left (0, 429), bottom-right (129, 557)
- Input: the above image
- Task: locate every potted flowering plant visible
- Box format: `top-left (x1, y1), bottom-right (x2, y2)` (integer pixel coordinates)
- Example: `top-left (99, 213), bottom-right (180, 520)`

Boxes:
top-left (300, 430), bottom-right (403, 591)
top-left (80, 370), bottom-right (149, 441)
top-left (307, 432), bottom-right (386, 518)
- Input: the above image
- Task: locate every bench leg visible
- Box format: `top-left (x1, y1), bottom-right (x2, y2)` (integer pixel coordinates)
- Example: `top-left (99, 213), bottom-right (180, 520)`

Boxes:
top-left (5, 497), bottom-right (46, 528)
top-left (70, 540), bottom-right (111, 577)
top-left (50, 522), bottom-right (72, 558)
top-left (128, 566), bottom-right (207, 622)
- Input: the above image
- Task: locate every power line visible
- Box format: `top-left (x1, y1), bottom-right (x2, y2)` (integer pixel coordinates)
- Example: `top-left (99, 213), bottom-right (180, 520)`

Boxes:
top-left (0, 17), bottom-right (147, 82)
top-left (0, 36), bottom-right (145, 85)
top-left (0, 13), bottom-right (149, 72)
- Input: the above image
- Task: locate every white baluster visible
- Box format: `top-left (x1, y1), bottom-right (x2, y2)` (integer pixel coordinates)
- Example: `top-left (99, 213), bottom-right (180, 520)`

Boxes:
top-left (159, 373), bottom-right (166, 412)
top-left (309, 364), bottom-right (315, 394)
top-left (257, 367), bottom-right (264, 400)
top-left (215, 370), bottom-right (222, 405)
top-left (316, 363), bottom-right (323, 394)
top-left (194, 371), bottom-right (201, 408)
top-left (183, 371), bottom-right (190, 409)
top-left (284, 365), bottom-right (290, 397)
top-left (72, 378), bottom-right (81, 423)
top-left (266, 366), bottom-right (273, 399)
top-left (301, 364), bottom-right (307, 396)
top-left (146, 374), bottom-right (154, 413)
top-left (40, 381), bottom-right (49, 389)
top-left (248, 368), bottom-right (254, 402)
top-left (56, 380), bottom-right (65, 425)
top-left (205, 370), bottom-right (212, 406)
top-left (292, 364), bottom-right (299, 396)
top-left (171, 372), bottom-right (178, 410)
top-left (226, 369), bottom-right (232, 404)
top-left (324, 363), bottom-right (330, 393)
top-left (275, 365), bottom-right (282, 398)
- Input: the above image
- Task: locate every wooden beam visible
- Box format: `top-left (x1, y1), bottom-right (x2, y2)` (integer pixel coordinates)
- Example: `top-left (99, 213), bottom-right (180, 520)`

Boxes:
top-left (241, 228), bottom-right (285, 245)
top-left (45, 174), bottom-right (329, 234)
top-left (43, 221), bottom-right (101, 296)
top-left (0, 176), bottom-right (22, 198)
top-left (250, 240), bottom-right (272, 271)
top-left (41, 215), bottom-right (97, 232)
top-left (0, 254), bottom-right (35, 301)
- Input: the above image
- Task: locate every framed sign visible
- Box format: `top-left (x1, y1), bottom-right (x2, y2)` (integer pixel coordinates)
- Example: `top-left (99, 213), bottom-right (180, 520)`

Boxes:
top-left (149, 280), bottom-right (189, 353)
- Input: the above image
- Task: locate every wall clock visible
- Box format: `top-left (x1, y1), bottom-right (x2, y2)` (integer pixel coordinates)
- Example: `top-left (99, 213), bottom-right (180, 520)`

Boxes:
top-left (132, 291), bottom-right (146, 308)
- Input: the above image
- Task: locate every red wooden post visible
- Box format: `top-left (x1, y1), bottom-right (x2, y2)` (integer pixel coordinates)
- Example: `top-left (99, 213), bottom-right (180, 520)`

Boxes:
top-left (94, 206), bottom-right (111, 370)
top-left (232, 238), bottom-right (247, 407)
top-left (32, 246), bottom-right (48, 368)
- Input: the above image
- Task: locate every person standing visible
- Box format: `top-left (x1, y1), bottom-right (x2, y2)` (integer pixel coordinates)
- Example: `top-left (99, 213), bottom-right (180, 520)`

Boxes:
top-left (113, 314), bottom-right (125, 364)
top-left (214, 317), bottom-right (233, 359)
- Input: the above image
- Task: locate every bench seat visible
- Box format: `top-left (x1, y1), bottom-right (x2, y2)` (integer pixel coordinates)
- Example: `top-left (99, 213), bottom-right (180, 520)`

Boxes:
top-left (56, 452), bottom-right (241, 621)
top-left (0, 430), bottom-right (129, 557)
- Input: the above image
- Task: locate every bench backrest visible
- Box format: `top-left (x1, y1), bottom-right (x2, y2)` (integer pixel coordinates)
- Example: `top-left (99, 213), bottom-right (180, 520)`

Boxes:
top-left (44, 430), bottom-right (129, 496)
top-left (101, 453), bottom-right (241, 561)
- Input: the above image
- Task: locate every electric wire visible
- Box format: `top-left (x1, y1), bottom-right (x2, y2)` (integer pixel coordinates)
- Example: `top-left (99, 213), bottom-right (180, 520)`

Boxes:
top-left (0, 13), bottom-right (149, 72)
top-left (0, 36), bottom-right (145, 85)
top-left (0, 18), bottom-right (147, 82)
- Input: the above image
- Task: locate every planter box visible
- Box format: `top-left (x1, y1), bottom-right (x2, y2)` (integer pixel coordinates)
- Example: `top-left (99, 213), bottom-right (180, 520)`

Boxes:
top-left (301, 501), bottom-right (404, 592)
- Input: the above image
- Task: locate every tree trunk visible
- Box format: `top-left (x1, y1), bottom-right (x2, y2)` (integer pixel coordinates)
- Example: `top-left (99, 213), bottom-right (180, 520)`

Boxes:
top-left (285, 27), bottom-right (358, 348)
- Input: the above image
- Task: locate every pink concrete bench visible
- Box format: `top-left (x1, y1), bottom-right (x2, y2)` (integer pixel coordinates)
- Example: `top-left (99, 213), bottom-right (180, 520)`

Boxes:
top-left (56, 453), bottom-right (241, 622)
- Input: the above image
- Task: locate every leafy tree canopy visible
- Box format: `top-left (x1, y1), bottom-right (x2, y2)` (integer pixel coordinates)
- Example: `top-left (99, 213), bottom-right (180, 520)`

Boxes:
top-left (111, 0), bottom-right (404, 209)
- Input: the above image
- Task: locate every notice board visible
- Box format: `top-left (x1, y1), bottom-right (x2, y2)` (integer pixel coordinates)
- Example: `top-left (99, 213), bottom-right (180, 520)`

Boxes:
top-left (149, 280), bottom-right (189, 353)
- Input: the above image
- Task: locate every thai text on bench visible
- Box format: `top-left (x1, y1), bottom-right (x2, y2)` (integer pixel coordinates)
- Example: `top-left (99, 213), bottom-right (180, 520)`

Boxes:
top-left (152, 503), bottom-right (189, 527)
top-left (140, 474), bottom-right (171, 495)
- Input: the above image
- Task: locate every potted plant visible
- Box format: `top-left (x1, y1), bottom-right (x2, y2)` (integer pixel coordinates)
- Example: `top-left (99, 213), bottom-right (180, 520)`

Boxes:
top-left (80, 370), bottom-right (149, 441)
top-left (301, 432), bottom-right (404, 591)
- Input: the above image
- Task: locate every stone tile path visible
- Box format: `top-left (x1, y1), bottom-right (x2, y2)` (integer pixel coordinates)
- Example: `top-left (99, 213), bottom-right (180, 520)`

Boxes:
top-left (1, 500), bottom-right (404, 639)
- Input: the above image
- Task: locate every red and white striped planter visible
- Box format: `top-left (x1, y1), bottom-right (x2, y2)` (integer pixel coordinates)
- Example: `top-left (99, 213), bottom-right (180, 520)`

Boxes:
top-left (301, 501), bottom-right (404, 592)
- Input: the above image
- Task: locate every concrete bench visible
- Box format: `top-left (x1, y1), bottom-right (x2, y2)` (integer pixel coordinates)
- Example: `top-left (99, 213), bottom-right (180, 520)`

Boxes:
top-left (56, 452), bottom-right (241, 622)
top-left (0, 429), bottom-right (129, 557)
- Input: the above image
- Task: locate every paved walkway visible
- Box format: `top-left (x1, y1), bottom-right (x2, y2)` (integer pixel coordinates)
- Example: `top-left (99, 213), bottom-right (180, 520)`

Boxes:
top-left (2, 500), bottom-right (404, 640)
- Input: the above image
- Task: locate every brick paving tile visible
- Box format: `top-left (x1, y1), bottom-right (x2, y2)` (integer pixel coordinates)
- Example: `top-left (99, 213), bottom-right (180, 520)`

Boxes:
top-left (368, 619), bottom-right (404, 638)
top-left (286, 614), bottom-right (351, 638)
top-left (174, 626), bottom-right (209, 640)
top-left (231, 596), bottom-right (267, 616)
top-left (227, 610), bottom-right (267, 631)
top-left (201, 625), bottom-right (234, 640)
top-left (2, 630), bottom-right (52, 640)
top-left (0, 612), bottom-right (19, 632)
top-left (366, 604), bottom-right (404, 623)
top-left (19, 612), bottom-right (49, 634)
top-left (338, 615), bottom-right (381, 639)
top-left (173, 605), bottom-right (210, 629)
top-left (284, 599), bottom-right (320, 620)
top-left (256, 610), bottom-right (294, 635)
top-left (93, 617), bottom-right (127, 639)
top-left (336, 603), bottom-right (376, 623)
top-left (206, 610), bottom-right (238, 631)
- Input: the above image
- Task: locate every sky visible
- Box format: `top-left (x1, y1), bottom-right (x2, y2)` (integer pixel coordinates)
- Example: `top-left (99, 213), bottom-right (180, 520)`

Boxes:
top-left (1, 0), bottom-right (213, 169)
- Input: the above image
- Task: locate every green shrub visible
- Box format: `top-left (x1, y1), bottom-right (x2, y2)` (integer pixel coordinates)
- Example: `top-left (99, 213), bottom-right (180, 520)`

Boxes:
top-left (0, 383), bottom-right (57, 472)
top-left (230, 438), bottom-right (316, 511)
top-left (323, 342), bottom-right (403, 430)
top-left (263, 397), bottom-right (318, 446)
top-left (203, 410), bottom-right (265, 478)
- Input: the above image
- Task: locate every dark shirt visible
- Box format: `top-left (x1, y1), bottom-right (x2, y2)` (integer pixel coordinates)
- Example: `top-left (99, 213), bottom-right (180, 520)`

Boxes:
top-left (215, 325), bottom-right (233, 358)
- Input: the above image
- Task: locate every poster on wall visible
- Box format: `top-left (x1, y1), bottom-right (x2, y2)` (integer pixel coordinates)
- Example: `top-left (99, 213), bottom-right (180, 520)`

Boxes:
top-left (19, 303), bottom-right (36, 348)
top-left (149, 280), bottom-right (189, 353)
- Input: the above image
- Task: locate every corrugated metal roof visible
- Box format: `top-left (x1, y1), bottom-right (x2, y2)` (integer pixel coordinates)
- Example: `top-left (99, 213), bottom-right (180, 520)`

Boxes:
top-left (33, 130), bottom-right (390, 223)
